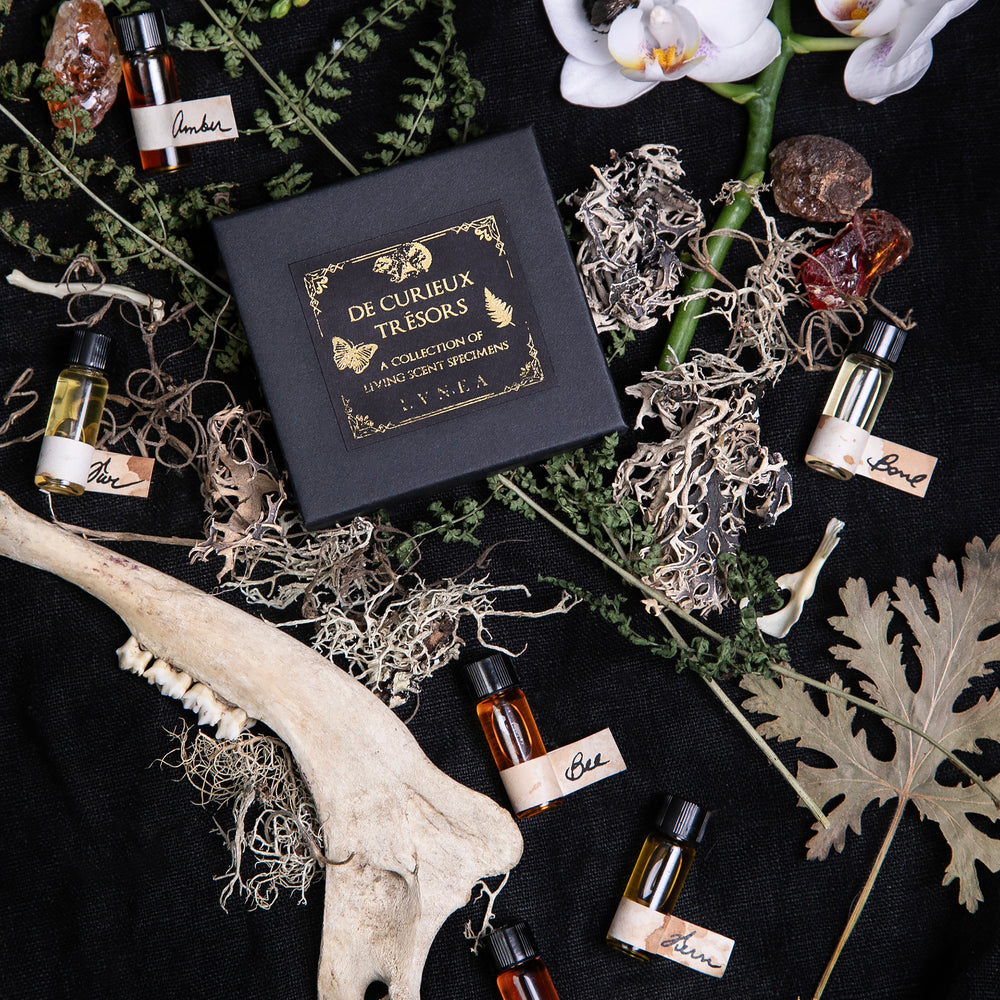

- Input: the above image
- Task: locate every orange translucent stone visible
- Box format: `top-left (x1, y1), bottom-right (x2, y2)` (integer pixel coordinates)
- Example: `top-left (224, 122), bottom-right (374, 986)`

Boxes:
top-left (800, 209), bottom-right (913, 310)
top-left (43, 0), bottom-right (123, 130)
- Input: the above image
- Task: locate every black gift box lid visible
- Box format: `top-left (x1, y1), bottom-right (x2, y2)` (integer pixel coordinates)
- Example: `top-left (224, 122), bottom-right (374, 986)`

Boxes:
top-left (212, 129), bottom-right (624, 529)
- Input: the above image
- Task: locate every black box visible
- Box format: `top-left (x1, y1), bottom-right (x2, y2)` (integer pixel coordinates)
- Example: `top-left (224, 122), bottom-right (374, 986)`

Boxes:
top-left (212, 129), bottom-right (624, 529)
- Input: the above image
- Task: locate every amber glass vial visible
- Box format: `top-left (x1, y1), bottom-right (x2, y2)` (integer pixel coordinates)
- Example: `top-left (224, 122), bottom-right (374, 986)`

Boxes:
top-left (607, 794), bottom-right (709, 960)
top-left (112, 9), bottom-right (192, 173)
top-left (34, 328), bottom-right (111, 496)
top-left (486, 922), bottom-right (563, 1000)
top-left (462, 652), bottom-right (563, 818)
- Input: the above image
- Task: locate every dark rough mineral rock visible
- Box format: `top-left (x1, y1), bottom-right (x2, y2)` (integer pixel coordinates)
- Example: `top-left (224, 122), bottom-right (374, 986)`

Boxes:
top-left (769, 134), bottom-right (872, 223)
top-left (43, 0), bottom-right (122, 130)
top-left (799, 208), bottom-right (913, 310)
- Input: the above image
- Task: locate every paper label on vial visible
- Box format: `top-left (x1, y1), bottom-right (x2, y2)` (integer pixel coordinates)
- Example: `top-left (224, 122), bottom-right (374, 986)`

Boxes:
top-left (84, 450), bottom-right (155, 497)
top-left (36, 435), bottom-right (94, 488)
top-left (547, 728), bottom-right (627, 795)
top-left (857, 435), bottom-right (937, 497)
top-left (607, 898), bottom-right (734, 977)
top-left (131, 96), bottom-right (238, 151)
top-left (805, 414), bottom-right (870, 476)
top-left (499, 756), bottom-right (563, 814)
top-left (806, 415), bottom-right (937, 497)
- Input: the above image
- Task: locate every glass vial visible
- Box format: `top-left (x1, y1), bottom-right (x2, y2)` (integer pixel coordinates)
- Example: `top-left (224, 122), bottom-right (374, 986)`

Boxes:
top-left (486, 922), bottom-right (563, 1000)
top-left (111, 9), bottom-right (192, 174)
top-left (804, 319), bottom-right (907, 481)
top-left (606, 794), bottom-right (709, 960)
top-left (35, 327), bottom-right (112, 496)
top-left (461, 652), bottom-right (563, 819)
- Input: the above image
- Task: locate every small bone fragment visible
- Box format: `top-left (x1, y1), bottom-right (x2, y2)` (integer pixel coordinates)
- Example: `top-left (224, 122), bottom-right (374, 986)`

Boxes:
top-left (0, 491), bottom-right (522, 1000)
top-left (756, 517), bottom-right (845, 638)
top-left (6, 268), bottom-right (167, 321)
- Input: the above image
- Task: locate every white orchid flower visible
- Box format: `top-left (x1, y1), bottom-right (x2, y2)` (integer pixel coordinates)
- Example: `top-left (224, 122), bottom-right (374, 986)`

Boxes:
top-left (815, 0), bottom-right (980, 103)
top-left (543, 0), bottom-right (782, 107)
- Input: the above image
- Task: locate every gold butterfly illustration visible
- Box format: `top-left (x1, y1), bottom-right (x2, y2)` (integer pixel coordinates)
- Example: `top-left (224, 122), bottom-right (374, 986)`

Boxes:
top-left (332, 336), bottom-right (378, 374)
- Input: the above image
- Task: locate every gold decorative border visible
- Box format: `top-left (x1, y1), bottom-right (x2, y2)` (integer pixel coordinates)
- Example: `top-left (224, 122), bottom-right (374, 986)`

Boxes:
top-left (343, 330), bottom-right (543, 440)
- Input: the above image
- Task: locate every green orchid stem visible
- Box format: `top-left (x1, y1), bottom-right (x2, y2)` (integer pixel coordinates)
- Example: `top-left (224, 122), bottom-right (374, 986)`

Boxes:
top-left (812, 795), bottom-right (907, 999)
top-left (494, 473), bottom-right (1000, 813)
top-left (789, 33), bottom-right (866, 54)
top-left (0, 101), bottom-right (229, 298)
top-left (656, 0), bottom-right (795, 370)
top-left (194, 0), bottom-right (360, 177)
top-left (495, 473), bottom-right (829, 828)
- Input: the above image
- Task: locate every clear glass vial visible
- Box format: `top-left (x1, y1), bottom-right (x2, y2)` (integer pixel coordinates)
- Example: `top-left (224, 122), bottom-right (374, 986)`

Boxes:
top-left (804, 319), bottom-right (907, 481)
top-left (607, 794), bottom-right (709, 960)
top-left (486, 922), bottom-right (563, 1000)
top-left (111, 8), bottom-right (192, 174)
top-left (461, 652), bottom-right (563, 819)
top-left (35, 327), bottom-right (112, 496)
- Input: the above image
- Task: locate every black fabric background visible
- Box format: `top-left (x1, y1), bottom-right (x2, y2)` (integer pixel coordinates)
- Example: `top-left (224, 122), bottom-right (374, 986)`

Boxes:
top-left (1, 3), bottom-right (998, 999)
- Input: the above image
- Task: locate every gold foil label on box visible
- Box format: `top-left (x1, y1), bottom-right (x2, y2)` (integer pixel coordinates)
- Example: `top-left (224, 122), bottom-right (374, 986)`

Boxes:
top-left (85, 451), bottom-right (155, 497)
top-left (607, 898), bottom-right (734, 977)
top-left (290, 205), bottom-right (549, 450)
top-left (130, 96), bottom-right (238, 150)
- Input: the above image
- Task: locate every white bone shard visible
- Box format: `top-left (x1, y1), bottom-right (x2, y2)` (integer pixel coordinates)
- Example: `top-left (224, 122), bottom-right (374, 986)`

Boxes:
top-left (0, 491), bottom-right (522, 1000)
top-left (756, 517), bottom-right (845, 638)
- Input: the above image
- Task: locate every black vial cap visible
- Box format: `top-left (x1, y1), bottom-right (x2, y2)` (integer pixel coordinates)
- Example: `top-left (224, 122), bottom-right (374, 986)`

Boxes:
top-left (653, 794), bottom-right (709, 845)
top-left (861, 319), bottom-right (907, 364)
top-left (486, 922), bottom-right (539, 973)
top-left (112, 9), bottom-right (169, 54)
top-left (66, 328), bottom-right (111, 372)
top-left (461, 652), bottom-right (518, 701)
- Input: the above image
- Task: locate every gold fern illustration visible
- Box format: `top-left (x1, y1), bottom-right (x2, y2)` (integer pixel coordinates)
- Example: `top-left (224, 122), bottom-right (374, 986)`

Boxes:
top-left (484, 287), bottom-right (514, 328)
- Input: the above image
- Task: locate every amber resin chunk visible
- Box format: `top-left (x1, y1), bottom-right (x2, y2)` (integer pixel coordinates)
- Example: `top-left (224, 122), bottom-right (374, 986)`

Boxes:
top-left (43, 0), bottom-right (122, 130)
top-left (769, 134), bottom-right (872, 223)
top-left (800, 209), bottom-right (913, 310)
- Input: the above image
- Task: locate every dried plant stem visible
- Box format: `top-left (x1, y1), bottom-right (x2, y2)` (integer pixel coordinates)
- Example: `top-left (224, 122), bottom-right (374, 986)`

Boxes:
top-left (194, 0), bottom-right (360, 177)
top-left (812, 794), bottom-right (907, 999)
top-left (495, 473), bottom-right (829, 827)
top-left (0, 102), bottom-right (229, 297)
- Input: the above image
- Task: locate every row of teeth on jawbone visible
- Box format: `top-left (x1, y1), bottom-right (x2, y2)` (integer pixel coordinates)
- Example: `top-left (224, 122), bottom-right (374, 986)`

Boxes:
top-left (116, 635), bottom-right (256, 741)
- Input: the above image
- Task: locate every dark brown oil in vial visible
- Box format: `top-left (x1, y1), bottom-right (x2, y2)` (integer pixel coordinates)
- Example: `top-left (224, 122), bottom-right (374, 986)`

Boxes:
top-left (122, 54), bottom-right (191, 173)
top-left (496, 958), bottom-right (562, 1000)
